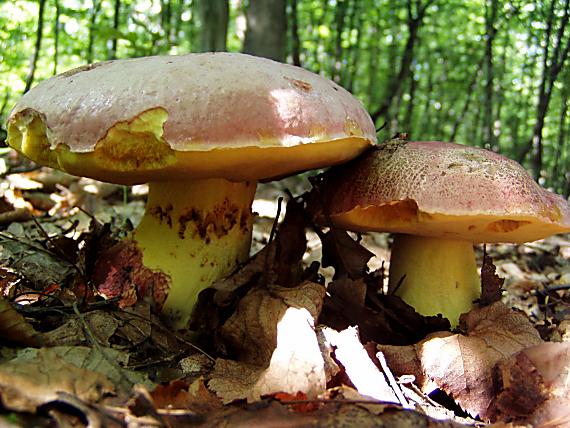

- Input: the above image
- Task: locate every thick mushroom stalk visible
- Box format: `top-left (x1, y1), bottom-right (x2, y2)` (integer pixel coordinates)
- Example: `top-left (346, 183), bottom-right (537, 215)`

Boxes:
top-left (134, 179), bottom-right (256, 327)
top-left (389, 235), bottom-right (480, 326)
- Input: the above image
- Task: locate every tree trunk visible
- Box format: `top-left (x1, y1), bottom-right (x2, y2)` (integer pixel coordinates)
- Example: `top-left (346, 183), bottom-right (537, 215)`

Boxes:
top-left (518, 0), bottom-right (570, 179)
top-left (53, 0), bottom-right (60, 75)
top-left (161, 0), bottom-right (172, 47)
top-left (419, 69), bottom-right (434, 136)
top-left (550, 73), bottom-right (569, 189)
top-left (309, 0), bottom-right (328, 73)
top-left (449, 59), bottom-right (484, 142)
top-left (199, 0), bottom-right (229, 52)
top-left (109, 0), bottom-right (121, 59)
top-left (331, 0), bottom-right (348, 82)
top-left (86, 0), bottom-right (102, 63)
top-left (493, 29), bottom-right (510, 152)
top-left (24, 0), bottom-right (47, 93)
top-left (289, 0), bottom-right (302, 66)
top-left (343, 0), bottom-right (362, 92)
top-left (370, 0), bottom-right (435, 124)
top-left (0, 90), bottom-right (10, 118)
top-left (403, 70), bottom-right (417, 130)
top-left (483, 0), bottom-right (499, 147)
top-left (243, 0), bottom-right (287, 62)
top-left (173, 0), bottom-right (184, 45)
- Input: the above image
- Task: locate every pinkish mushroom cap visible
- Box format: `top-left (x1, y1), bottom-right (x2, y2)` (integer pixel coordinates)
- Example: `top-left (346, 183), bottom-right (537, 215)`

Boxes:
top-left (7, 52), bottom-right (375, 185)
top-left (317, 139), bottom-right (570, 244)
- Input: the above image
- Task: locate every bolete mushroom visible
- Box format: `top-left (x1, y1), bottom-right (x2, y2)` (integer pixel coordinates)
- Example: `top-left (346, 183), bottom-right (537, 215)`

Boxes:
top-left (312, 138), bottom-right (570, 325)
top-left (6, 52), bottom-right (376, 328)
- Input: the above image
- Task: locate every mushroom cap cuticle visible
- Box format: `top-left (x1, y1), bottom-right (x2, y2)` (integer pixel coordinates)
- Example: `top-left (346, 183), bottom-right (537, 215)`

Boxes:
top-left (315, 139), bottom-right (570, 244)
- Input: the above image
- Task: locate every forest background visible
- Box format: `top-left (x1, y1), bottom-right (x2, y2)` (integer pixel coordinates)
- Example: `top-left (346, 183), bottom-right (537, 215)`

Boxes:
top-left (1, 0), bottom-right (570, 195)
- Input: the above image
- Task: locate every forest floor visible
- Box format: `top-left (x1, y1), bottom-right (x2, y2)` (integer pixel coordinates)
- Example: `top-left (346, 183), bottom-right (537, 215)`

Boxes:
top-left (0, 159), bottom-right (568, 427)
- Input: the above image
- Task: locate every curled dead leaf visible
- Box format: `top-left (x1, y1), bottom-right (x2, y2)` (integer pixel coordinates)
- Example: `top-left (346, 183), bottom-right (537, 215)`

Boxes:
top-left (0, 347), bottom-right (114, 412)
top-left (379, 302), bottom-right (543, 420)
top-left (0, 298), bottom-right (42, 346)
top-left (221, 281), bottom-right (325, 365)
top-left (491, 342), bottom-right (570, 426)
top-left (479, 253), bottom-right (504, 306)
top-left (321, 229), bottom-right (375, 280)
top-left (151, 378), bottom-right (222, 413)
top-left (210, 282), bottom-right (327, 403)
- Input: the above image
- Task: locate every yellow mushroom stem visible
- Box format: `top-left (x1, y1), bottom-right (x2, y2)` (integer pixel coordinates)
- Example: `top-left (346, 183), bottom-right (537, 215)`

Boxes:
top-left (133, 178), bottom-right (256, 328)
top-left (388, 234), bottom-right (481, 326)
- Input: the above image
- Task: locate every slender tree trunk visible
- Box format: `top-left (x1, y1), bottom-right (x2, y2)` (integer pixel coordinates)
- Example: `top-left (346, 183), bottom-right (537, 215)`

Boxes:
top-left (366, 9), bottom-right (381, 110)
top-left (518, 0), bottom-right (570, 179)
top-left (420, 69), bottom-right (434, 136)
top-left (173, 0), bottom-right (184, 45)
top-left (370, 0), bottom-right (436, 124)
top-left (343, 0), bottom-right (362, 92)
top-left (199, 0), bottom-right (229, 52)
top-left (483, 0), bottom-right (499, 147)
top-left (86, 0), bottom-right (102, 63)
top-left (331, 0), bottom-right (348, 82)
top-left (450, 58), bottom-right (484, 142)
top-left (109, 0), bottom-right (121, 59)
top-left (551, 80), bottom-right (569, 190)
top-left (493, 29), bottom-right (510, 152)
top-left (161, 0), bottom-right (172, 43)
top-left (403, 71), bottom-right (417, 130)
top-left (53, 0), bottom-right (60, 75)
top-left (0, 91), bottom-right (10, 119)
top-left (289, 0), bottom-right (302, 66)
top-left (24, 0), bottom-right (47, 93)
top-left (309, 1), bottom-right (328, 73)
top-left (186, 0), bottom-right (200, 50)
top-left (243, 0), bottom-right (287, 62)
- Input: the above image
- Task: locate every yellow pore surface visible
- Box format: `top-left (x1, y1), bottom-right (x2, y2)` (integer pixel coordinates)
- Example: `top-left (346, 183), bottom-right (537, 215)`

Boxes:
top-left (331, 201), bottom-right (569, 244)
top-left (8, 108), bottom-right (372, 185)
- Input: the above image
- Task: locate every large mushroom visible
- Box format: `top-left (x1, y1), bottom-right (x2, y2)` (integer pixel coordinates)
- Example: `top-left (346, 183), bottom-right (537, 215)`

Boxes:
top-left (6, 52), bottom-right (376, 328)
top-left (312, 138), bottom-right (570, 325)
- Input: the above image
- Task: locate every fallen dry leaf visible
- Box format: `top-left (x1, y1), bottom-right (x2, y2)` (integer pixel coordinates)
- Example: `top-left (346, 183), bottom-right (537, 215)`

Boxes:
top-left (151, 378), bottom-right (222, 413)
top-left (41, 309), bottom-right (120, 347)
top-left (220, 281), bottom-right (325, 365)
top-left (202, 398), bottom-right (460, 427)
top-left (270, 197), bottom-right (308, 287)
top-left (379, 302), bottom-right (543, 420)
top-left (322, 326), bottom-right (399, 404)
top-left (0, 298), bottom-right (42, 346)
top-left (321, 228), bottom-right (375, 280)
top-left (491, 341), bottom-right (570, 427)
top-left (93, 239), bottom-right (170, 310)
top-left (479, 253), bottom-right (504, 306)
top-left (0, 347), bottom-right (114, 412)
top-left (210, 282), bottom-right (327, 403)
top-left (272, 391), bottom-right (321, 413)
top-left (16, 345), bottom-right (153, 394)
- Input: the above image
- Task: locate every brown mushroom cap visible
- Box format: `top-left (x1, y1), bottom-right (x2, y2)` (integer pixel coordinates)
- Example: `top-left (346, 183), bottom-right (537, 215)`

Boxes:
top-left (316, 139), bottom-right (570, 243)
top-left (7, 52), bottom-right (375, 184)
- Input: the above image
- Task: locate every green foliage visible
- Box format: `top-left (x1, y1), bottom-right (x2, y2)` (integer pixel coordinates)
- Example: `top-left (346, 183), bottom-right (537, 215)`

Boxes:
top-left (1, 0), bottom-right (569, 193)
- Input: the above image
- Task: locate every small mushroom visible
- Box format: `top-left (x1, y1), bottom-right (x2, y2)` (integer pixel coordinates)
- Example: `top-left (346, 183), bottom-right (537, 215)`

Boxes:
top-left (6, 53), bottom-right (376, 328)
top-left (311, 138), bottom-right (570, 325)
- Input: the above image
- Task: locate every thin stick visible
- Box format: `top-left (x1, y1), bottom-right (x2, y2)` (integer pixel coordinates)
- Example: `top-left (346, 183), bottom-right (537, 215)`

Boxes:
top-left (376, 351), bottom-right (412, 409)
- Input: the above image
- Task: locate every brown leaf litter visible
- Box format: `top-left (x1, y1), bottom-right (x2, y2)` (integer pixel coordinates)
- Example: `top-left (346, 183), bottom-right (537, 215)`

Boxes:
top-left (379, 302), bottom-right (544, 421)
